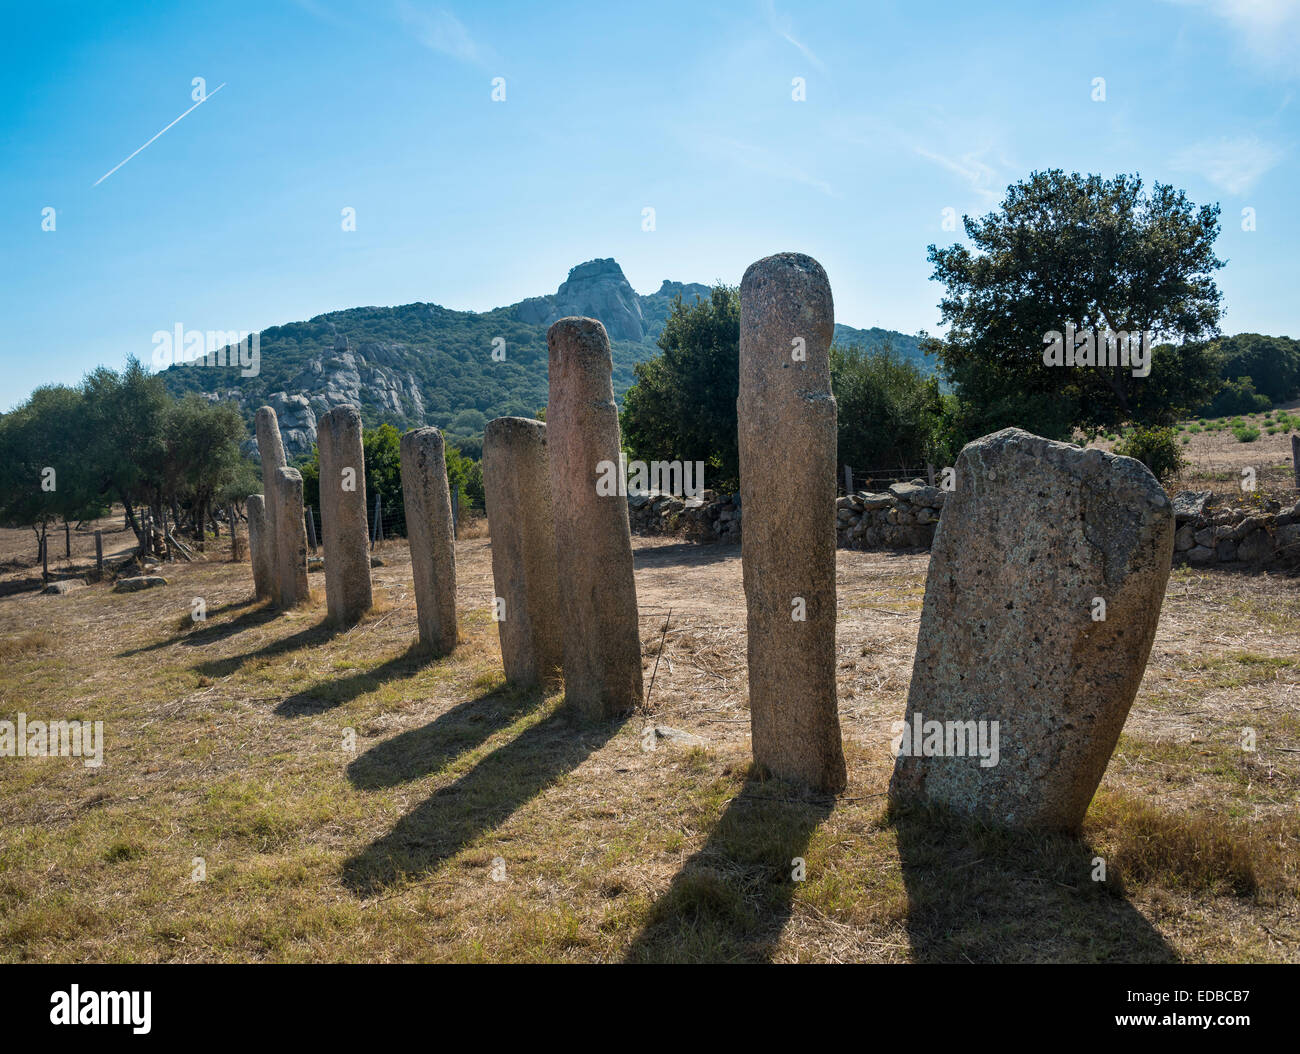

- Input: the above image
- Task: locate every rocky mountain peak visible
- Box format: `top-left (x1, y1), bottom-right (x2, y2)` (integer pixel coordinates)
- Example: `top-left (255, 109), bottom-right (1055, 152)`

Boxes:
top-left (515, 257), bottom-right (646, 341)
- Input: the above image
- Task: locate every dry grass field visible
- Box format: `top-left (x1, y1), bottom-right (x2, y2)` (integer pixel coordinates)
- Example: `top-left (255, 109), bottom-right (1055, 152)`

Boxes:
top-left (1, 419), bottom-right (1299, 963)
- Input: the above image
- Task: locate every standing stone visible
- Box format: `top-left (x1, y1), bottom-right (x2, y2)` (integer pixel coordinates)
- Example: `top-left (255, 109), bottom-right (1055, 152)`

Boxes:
top-left (317, 405), bottom-right (373, 625)
top-left (547, 317), bottom-right (643, 719)
top-left (247, 494), bottom-right (273, 600)
top-left (738, 252), bottom-right (846, 793)
top-left (1292, 434), bottom-right (1300, 492)
top-left (255, 406), bottom-right (289, 604)
top-left (400, 428), bottom-right (458, 654)
top-left (889, 428), bottom-right (1175, 832)
top-left (273, 467), bottom-right (310, 608)
top-left (483, 416), bottom-right (564, 689)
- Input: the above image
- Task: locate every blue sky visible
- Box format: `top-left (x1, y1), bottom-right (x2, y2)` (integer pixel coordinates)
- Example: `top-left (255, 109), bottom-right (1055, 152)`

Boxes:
top-left (1, 0), bottom-right (1296, 410)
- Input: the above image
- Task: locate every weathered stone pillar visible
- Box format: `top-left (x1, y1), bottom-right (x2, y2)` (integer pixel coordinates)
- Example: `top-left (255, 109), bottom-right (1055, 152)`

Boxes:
top-left (546, 317), bottom-right (643, 719)
top-left (317, 405), bottom-right (373, 625)
top-left (483, 416), bottom-right (564, 688)
top-left (888, 428), bottom-right (1175, 832)
top-left (273, 466), bottom-right (310, 608)
top-left (400, 427), bottom-right (458, 654)
top-left (247, 494), bottom-right (273, 600)
top-left (255, 406), bottom-right (288, 605)
top-left (738, 252), bottom-right (846, 793)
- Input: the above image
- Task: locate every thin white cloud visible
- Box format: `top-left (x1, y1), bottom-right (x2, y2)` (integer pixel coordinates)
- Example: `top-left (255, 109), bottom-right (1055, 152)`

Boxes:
top-left (397, 2), bottom-right (489, 66)
top-left (696, 133), bottom-right (835, 196)
top-left (289, 0), bottom-right (350, 29)
top-left (912, 145), bottom-right (1002, 206)
top-left (762, 0), bottom-right (826, 72)
top-left (1164, 0), bottom-right (1300, 75)
top-left (830, 111), bottom-right (1013, 209)
top-left (1170, 134), bottom-right (1285, 192)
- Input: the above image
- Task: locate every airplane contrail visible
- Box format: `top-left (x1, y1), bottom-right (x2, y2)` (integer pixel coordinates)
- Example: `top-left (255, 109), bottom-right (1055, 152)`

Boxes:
top-left (93, 82), bottom-right (226, 186)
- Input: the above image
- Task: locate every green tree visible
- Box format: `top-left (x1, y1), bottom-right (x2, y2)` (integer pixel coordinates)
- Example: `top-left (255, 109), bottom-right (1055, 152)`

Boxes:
top-left (1203, 375), bottom-right (1272, 417)
top-left (163, 396), bottom-right (247, 549)
top-left (0, 385), bottom-right (106, 541)
top-left (831, 343), bottom-right (950, 471)
top-left (927, 171), bottom-right (1224, 440)
top-left (217, 456), bottom-right (262, 507)
top-left (443, 443), bottom-right (480, 511)
top-left (80, 358), bottom-right (170, 548)
top-left (300, 422), bottom-right (429, 537)
top-left (363, 423), bottom-right (403, 533)
top-left (1203, 333), bottom-right (1300, 405)
top-left (621, 286), bottom-right (741, 491)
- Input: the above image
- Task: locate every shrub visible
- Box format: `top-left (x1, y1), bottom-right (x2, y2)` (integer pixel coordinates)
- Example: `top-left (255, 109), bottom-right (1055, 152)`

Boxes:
top-left (1233, 425), bottom-right (1260, 443)
top-left (1203, 376), bottom-right (1272, 417)
top-left (1114, 425), bottom-right (1186, 482)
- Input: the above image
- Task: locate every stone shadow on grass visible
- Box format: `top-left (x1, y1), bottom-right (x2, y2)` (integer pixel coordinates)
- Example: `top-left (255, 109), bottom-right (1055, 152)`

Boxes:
top-left (192, 617), bottom-right (343, 679)
top-left (117, 597), bottom-right (269, 657)
top-left (624, 774), bottom-right (834, 963)
top-left (342, 708), bottom-right (622, 897)
top-left (345, 683), bottom-right (547, 784)
top-left (274, 642), bottom-right (448, 718)
top-left (892, 803), bottom-right (1178, 963)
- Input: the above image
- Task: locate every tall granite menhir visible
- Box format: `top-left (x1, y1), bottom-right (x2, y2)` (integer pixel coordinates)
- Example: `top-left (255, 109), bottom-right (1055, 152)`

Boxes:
top-left (547, 317), bottom-right (643, 719)
top-left (483, 416), bottom-right (563, 689)
top-left (889, 428), bottom-right (1175, 832)
top-left (255, 405), bottom-right (289, 605)
top-left (273, 466), bottom-right (310, 608)
top-left (400, 427), bottom-right (457, 654)
top-left (316, 405), bottom-right (373, 625)
top-left (738, 252), bottom-right (846, 793)
top-left (246, 493), bottom-right (273, 600)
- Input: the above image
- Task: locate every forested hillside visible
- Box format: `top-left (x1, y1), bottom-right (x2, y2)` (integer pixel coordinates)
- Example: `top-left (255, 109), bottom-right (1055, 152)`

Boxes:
top-left (160, 260), bottom-right (926, 459)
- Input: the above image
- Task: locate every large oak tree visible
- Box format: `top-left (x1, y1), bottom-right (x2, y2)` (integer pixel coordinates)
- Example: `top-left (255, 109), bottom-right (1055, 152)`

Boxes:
top-left (927, 170), bottom-right (1224, 441)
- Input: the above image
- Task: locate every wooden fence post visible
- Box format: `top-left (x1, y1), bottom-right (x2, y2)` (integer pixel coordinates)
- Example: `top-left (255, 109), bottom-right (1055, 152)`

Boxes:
top-left (95, 529), bottom-right (104, 575)
top-left (843, 465), bottom-right (853, 496)
top-left (306, 506), bottom-right (318, 553)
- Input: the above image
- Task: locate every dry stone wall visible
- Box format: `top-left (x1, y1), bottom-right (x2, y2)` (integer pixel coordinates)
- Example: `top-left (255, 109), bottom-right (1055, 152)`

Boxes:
top-left (625, 481), bottom-right (1300, 567)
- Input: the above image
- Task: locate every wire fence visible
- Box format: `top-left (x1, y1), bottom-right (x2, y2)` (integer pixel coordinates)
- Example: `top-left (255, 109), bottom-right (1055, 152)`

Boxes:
top-left (841, 464), bottom-right (935, 495)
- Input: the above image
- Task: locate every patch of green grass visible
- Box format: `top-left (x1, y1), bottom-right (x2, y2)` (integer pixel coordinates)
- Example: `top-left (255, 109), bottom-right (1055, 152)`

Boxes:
top-left (104, 840), bottom-right (144, 863)
top-left (1087, 791), bottom-right (1266, 896)
top-left (1183, 650), bottom-right (1298, 688)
